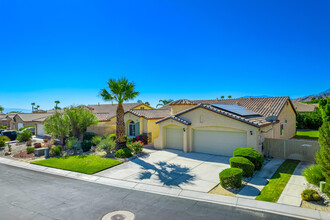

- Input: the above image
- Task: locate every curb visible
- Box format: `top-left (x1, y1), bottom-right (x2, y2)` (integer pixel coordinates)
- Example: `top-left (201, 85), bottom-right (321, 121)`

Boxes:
top-left (0, 157), bottom-right (329, 220)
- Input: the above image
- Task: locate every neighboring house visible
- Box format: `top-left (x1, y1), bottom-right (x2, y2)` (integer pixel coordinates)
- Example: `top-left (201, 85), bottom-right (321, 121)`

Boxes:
top-left (87, 103), bottom-right (153, 136)
top-left (0, 113), bottom-right (16, 129)
top-left (12, 113), bottom-right (53, 135)
top-left (292, 101), bottom-right (317, 113)
top-left (146, 97), bottom-right (297, 156)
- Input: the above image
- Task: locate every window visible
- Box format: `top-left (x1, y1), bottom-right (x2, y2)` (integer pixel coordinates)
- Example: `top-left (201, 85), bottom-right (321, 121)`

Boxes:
top-left (129, 121), bottom-right (135, 137)
top-left (280, 124), bottom-right (284, 136)
top-left (140, 107), bottom-right (144, 109)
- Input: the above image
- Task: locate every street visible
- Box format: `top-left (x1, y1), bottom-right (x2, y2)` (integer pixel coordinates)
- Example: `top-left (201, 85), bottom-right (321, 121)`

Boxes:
top-left (0, 164), bottom-right (301, 220)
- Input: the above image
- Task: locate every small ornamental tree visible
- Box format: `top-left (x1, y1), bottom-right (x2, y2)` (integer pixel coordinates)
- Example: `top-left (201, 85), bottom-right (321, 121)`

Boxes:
top-left (44, 112), bottom-right (70, 145)
top-left (316, 121), bottom-right (330, 178)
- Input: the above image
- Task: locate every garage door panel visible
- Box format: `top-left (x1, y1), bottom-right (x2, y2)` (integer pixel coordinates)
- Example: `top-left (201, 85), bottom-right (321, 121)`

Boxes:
top-left (37, 124), bottom-right (46, 136)
top-left (166, 127), bottom-right (183, 150)
top-left (193, 130), bottom-right (247, 156)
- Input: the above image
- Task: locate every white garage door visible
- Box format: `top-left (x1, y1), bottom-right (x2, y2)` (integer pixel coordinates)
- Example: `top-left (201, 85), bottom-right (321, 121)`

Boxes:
top-left (166, 127), bottom-right (183, 150)
top-left (193, 129), bottom-right (247, 156)
top-left (37, 124), bottom-right (46, 136)
top-left (18, 123), bottom-right (24, 130)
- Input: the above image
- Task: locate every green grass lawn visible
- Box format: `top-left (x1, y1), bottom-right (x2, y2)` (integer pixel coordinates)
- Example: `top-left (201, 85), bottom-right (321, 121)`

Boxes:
top-left (255, 160), bottom-right (300, 203)
top-left (31, 155), bottom-right (122, 174)
top-left (295, 129), bottom-right (319, 140)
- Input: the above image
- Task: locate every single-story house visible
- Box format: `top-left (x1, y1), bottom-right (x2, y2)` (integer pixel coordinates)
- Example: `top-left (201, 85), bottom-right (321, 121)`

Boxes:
top-left (0, 113), bottom-right (17, 129)
top-left (152, 97), bottom-right (296, 156)
top-left (292, 101), bottom-right (317, 113)
top-left (87, 103), bottom-right (153, 136)
top-left (12, 113), bottom-right (53, 135)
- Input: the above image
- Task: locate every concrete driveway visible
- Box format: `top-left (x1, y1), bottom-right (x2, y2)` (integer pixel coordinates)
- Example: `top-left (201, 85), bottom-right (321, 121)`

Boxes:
top-left (95, 149), bottom-right (230, 192)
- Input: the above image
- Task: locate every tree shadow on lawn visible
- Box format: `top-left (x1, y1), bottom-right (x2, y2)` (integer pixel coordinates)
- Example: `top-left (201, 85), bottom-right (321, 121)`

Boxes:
top-left (131, 157), bottom-right (196, 187)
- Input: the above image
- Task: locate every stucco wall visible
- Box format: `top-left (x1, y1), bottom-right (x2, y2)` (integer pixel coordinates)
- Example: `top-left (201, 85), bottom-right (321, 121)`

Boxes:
top-left (261, 101), bottom-right (296, 139)
top-left (87, 121), bottom-right (116, 136)
top-left (147, 119), bottom-right (160, 143)
top-left (133, 104), bottom-right (153, 110)
top-left (155, 107), bottom-right (260, 152)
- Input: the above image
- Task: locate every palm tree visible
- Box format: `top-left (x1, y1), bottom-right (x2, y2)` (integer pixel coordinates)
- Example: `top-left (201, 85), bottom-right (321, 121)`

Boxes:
top-left (220, 96), bottom-right (225, 99)
top-left (228, 95), bottom-right (232, 99)
top-left (36, 105), bottom-right (40, 110)
top-left (156, 99), bottom-right (173, 108)
top-left (31, 103), bottom-right (35, 112)
top-left (54, 100), bottom-right (60, 110)
top-left (100, 78), bottom-right (139, 149)
top-left (0, 105), bottom-right (4, 113)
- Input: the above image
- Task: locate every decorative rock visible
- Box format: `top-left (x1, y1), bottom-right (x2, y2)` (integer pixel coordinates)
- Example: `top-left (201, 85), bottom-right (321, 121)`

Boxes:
top-left (33, 143), bottom-right (42, 148)
top-left (4, 152), bottom-right (11, 156)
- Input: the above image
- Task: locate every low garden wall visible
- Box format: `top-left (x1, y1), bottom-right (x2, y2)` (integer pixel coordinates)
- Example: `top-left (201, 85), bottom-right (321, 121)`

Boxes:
top-left (263, 138), bottom-right (320, 162)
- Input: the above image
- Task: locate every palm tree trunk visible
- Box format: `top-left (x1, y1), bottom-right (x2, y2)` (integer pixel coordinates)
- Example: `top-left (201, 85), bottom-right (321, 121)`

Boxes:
top-left (116, 103), bottom-right (126, 149)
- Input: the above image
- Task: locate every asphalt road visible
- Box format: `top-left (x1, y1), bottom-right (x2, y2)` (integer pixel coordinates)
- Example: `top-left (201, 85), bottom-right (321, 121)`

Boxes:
top-left (0, 164), bottom-right (301, 220)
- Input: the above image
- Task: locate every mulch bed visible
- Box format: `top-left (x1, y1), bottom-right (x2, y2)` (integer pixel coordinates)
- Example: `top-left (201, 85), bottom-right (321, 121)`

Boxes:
top-left (13, 151), bottom-right (35, 159)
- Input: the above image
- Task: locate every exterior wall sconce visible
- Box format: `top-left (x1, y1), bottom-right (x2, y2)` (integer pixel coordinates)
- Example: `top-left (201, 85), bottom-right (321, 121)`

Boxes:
top-left (183, 128), bottom-right (186, 132)
top-left (250, 131), bottom-right (253, 135)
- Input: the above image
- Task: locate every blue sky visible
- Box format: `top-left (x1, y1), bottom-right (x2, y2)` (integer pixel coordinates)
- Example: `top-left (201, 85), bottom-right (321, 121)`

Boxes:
top-left (0, 0), bottom-right (329, 111)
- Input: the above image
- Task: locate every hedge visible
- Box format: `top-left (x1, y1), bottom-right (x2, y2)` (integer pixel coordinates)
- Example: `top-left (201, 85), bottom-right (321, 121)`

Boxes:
top-left (219, 168), bottom-right (243, 188)
top-left (230, 156), bottom-right (255, 177)
top-left (233, 147), bottom-right (264, 170)
top-left (302, 165), bottom-right (325, 186)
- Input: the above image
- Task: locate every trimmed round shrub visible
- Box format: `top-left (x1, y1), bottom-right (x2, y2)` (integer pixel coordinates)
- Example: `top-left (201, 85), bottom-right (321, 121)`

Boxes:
top-left (303, 165), bottom-right (325, 186)
top-left (17, 129), bottom-right (33, 142)
top-left (233, 147), bottom-right (264, 170)
top-left (219, 168), bottom-right (243, 188)
top-left (301, 189), bottom-right (321, 201)
top-left (230, 157), bottom-right (255, 177)
top-left (83, 132), bottom-right (97, 141)
top-left (0, 136), bottom-right (10, 148)
top-left (115, 148), bottom-right (133, 158)
top-left (51, 145), bottom-right (62, 156)
top-left (26, 147), bottom-right (35, 154)
top-left (81, 140), bottom-right (93, 152)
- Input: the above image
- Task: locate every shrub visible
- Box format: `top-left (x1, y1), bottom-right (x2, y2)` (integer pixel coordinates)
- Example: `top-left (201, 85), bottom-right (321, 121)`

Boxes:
top-left (109, 134), bottom-right (127, 142)
top-left (51, 145), bottom-right (62, 156)
top-left (92, 136), bottom-right (102, 146)
top-left (316, 122), bottom-right (330, 178)
top-left (130, 141), bottom-right (143, 154)
top-left (83, 132), bottom-right (97, 141)
top-left (230, 157), bottom-right (255, 177)
top-left (126, 137), bottom-right (134, 146)
top-left (301, 189), bottom-right (321, 201)
top-left (0, 136), bottom-right (10, 148)
top-left (115, 148), bottom-right (133, 158)
top-left (324, 178), bottom-right (330, 198)
top-left (219, 168), bottom-right (243, 188)
top-left (133, 135), bottom-right (148, 145)
top-left (303, 165), bottom-right (325, 186)
top-left (97, 135), bottom-right (116, 154)
top-left (26, 147), bottom-right (35, 154)
top-left (65, 137), bottom-right (81, 151)
top-left (81, 140), bottom-right (93, 152)
top-left (233, 147), bottom-right (264, 170)
top-left (17, 129), bottom-right (33, 142)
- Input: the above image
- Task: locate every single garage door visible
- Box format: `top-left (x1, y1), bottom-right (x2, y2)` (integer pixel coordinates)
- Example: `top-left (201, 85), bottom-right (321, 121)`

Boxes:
top-left (193, 129), bottom-right (247, 156)
top-left (166, 127), bottom-right (183, 150)
top-left (37, 124), bottom-right (46, 136)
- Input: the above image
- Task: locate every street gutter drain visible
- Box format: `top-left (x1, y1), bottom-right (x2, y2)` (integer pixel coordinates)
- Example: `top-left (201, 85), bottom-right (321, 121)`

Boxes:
top-left (102, 211), bottom-right (135, 220)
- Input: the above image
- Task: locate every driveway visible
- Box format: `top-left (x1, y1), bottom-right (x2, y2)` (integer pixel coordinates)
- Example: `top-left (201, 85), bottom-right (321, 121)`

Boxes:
top-left (95, 149), bottom-right (230, 192)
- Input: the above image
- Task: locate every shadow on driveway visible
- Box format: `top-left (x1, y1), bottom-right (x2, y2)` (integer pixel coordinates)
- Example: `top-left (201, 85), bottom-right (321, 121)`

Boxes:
top-left (131, 157), bottom-right (196, 187)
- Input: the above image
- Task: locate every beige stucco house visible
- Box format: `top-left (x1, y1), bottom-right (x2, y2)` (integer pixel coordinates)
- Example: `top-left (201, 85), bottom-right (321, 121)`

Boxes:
top-left (150, 97), bottom-right (296, 156)
top-left (11, 113), bottom-right (53, 135)
top-left (87, 103), bottom-right (153, 136)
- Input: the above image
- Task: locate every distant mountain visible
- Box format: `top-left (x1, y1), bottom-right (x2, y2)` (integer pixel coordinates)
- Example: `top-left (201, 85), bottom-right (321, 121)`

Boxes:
top-left (3, 108), bottom-right (31, 113)
top-left (294, 89), bottom-right (330, 102)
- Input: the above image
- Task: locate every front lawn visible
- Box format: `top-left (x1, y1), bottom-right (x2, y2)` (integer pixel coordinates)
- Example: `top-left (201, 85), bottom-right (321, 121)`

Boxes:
top-left (255, 160), bottom-right (300, 203)
top-left (294, 130), bottom-right (319, 140)
top-left (31, 155), bottom-right (122, 174)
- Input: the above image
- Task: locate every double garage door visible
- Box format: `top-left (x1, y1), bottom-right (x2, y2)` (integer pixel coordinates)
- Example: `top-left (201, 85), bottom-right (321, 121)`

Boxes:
top-left (193, 129), bottom-right (247, 156)
top-left (165, 127), bottom-right (247, 156)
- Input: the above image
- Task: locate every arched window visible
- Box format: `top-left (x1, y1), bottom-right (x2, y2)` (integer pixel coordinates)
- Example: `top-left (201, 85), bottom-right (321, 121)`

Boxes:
top-left (129, 121), bottom-right (135, 137)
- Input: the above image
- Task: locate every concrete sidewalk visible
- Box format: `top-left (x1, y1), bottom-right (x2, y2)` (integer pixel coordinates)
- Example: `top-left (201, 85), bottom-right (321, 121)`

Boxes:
top-left (278, 161), bottom-right (311, 206)
top-left (0, 156), bottom-right (328, 220)
top-left (236, 158), bottom-right (285, 199)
